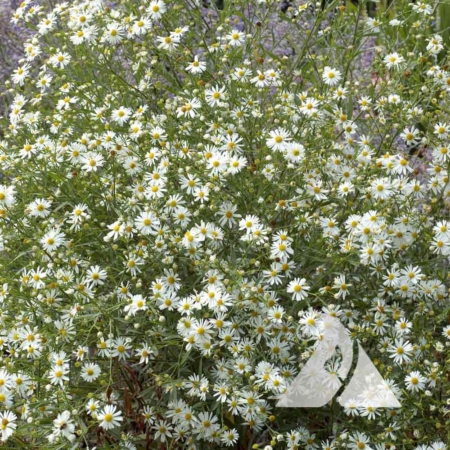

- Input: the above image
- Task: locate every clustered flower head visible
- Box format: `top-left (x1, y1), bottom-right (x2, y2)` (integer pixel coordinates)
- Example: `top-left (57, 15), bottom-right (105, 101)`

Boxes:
top-left (0, 0), bottom-right (449, 448)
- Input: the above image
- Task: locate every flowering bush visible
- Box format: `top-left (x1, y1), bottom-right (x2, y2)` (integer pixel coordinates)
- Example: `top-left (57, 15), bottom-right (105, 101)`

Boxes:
top-left (0, 0), bottom-right (449, 448)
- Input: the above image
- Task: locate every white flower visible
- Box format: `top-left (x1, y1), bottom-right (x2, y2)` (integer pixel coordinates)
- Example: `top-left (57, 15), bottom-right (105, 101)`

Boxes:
top-left (0, 411), bottom-right (17, 442)
top-left (299, 97), bottom-right (320, 116)
top-left (11, 64), bottom-right (30, 86)
top-left (111, 106), bottom-right (132, 125)
top-left (49, 51), bottom-right (72, 69)
top-left (434, 122), bottom-right (449, 139)
top-left (405, 371), bottom-right (427, 392)
top-left (287, 278), bottom-right (310, 301)
top-left (205, 85), bottom-right (227, 107)
top-left (51, 410), bottom-right (75, 442)
top-left (81, 362), bottom-right (101, 382)
top-left (98, 405), bottom-right (123, 430)
top-left (239, 215), bottom-right (261, 234)
top-left (427, 35), bottom-right (444, 54)
top-left (135, 211), bottom-right (160, 235)
top-left (85, 265), bottom-right (108, 286)
top-left (148, 0), bottom-right (166, 19)
top-left (322, 67), bottom-right (342, 86)
top-left (0, 185), bottom-right (16, 207)
top-left (81, 152), bottom-right (105, 172)
top-left (49, 365), bottom-right (69, 386)
top-left (383, 52), bottom-right (405, 69)
top-left (157, 35), bottom-right (180, 51)
top-left (266, 128), bottom-right (292, 152)
top-left (221, 428), bottom-right (239, 446)
top-left (388, 338), bottom-right (414, 364)
top-left (226, 29), bottom-right (245, 46)
top-left (185, 56), bottom-right (206, 74)
top-left (333, 275), bottom-right (351, 299)
top-left (102, 23), bottom-right (124, 44)
top-left (412, 2), bottom-right (433, 15)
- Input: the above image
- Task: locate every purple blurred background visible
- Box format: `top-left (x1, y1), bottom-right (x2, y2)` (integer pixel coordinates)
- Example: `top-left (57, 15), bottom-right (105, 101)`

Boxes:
top-left (0, 0), bottom-right (27, 114)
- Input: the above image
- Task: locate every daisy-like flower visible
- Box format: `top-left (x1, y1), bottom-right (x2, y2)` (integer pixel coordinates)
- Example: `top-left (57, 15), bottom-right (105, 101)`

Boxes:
top-left (185, 55), bottom-right (206, 74)
top-left (287, 278), bottom-right (310, 301)
top-left (157, 34), bottom-right (180, 52)
top-left (49, 51), bottom-right (72, 69)
top-left (333, 275), bottom-right (351, 299)
top-left (135, 211), bottom-right (160, 235)
top-left (232, 66), bottom-right (252, 82)
top-left (349, 432), bottom-right (373, 450)
top-left (299, 97), bottom-right (320, 116)
top-left (40, 229), bottom-right (66, 252)
top-left (49, 365), bottom-right (69, 386)
top-left (37, 13), bottom-right (57, 35)
top-left (268, 305), bottom-right (285, 323)
top-left (434, 122), bottom-right (449, 139)
top-left (371, 177), bottom-right (392, 200)
top-left (383, 52), bottom-right (405, 69)
top-left (68, 203), bottom-right (89, 230)
top-left (51, 410), bottom-right (75, 442)
top-left (153, 420), bottom-right (173, 443)
top-left (11, 64), bottom-right (30, 86)
top-left (102, 23), bottom-right (124, 44)
top-left (19, 142), bottom-right (37, 159)
top-left (85, 398), bottom-right (100, 416)
top-left (81, 362), bottom-right (101, 382)
top-left (205, 85), bottom-right (227, 107)
top-left (70, 26), bottom-right (97, 45)
top-left (412, 2), bottom-right (433, 15)
top-left (395, 317), bottom-right (412, 335)
top-left (333, 86), bottom-right (348, 100)
top-left (111, 337), bottom-right (132, 360)
top-left (111, 106), bottom-right (132, 125)
top-left (98, 405), bottom-right (123, 430)
top-left (239, 215), bottom-right (261, 234)
top-left (85, 265), bottom-right (108, 286)
top-left (132, 16), bottom-right (152, 36)
top-left (177, 98), bottom-right (201, 119)
top-left (322, 67), bottom-right (342, 86)
top-left (129, 121), bottom-right (144, 139)
top-left (221, 428), bottom-right (239, 446)
top-left (81, 152), bottom-right (105, 172)
top-left (148, 0), bottom-right (167, 19)
top-left (387, 338), bottom-right (414, 364)
top-left (405, 370), bottom-right (426, 392)
top-left (251, 70), bottom-right (270, 87)
top-left (426, 34), bottom-right (444, 54)
top-left (0, 411), bottom-right (17, 442)
top-left (0, 185), bottom-right (16, 207)
top-left (226, 29), bottom-right (245, 46)
top-left (150, 126), bottom-right (167, 143)
top-left (266, 128), bottom-right (292, 152)
top-left (136, 343), bottom-right (154, 364)
top-left (216, 202), bottom-right (241, 227)
top-left (299, 309), bottom-right (319, 336)
top-left (28, 268), bottom-right (47, 289)
top-left (442, 325), bottom-right (450, 339)
top-left (400, 126), bottom-right (421, 145)
top-left (28, 198), bottom-right (52, 218)
top-left (124, 294), bottom-right (147, 315)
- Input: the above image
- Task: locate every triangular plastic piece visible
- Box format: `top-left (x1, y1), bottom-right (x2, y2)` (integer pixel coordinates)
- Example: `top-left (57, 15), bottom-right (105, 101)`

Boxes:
top-left (338, 343), bottom-right (401, 408)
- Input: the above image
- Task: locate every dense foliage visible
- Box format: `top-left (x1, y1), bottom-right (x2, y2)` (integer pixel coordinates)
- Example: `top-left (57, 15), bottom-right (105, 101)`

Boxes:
top-left (0, 0), bottom-right (449, 448)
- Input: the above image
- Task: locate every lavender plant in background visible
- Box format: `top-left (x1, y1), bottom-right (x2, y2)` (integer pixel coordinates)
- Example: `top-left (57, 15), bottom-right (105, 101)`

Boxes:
top-left (0, 1), bottom-right (29, 117)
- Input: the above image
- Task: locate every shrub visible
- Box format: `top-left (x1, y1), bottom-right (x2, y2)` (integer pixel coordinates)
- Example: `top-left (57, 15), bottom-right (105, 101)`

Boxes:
top-left (0, 0), bottom-right (449, 448)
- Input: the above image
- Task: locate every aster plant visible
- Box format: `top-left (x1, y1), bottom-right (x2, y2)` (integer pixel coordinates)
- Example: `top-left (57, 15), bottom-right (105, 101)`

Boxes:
top-left (0, 0), bottom-right (449, 448)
